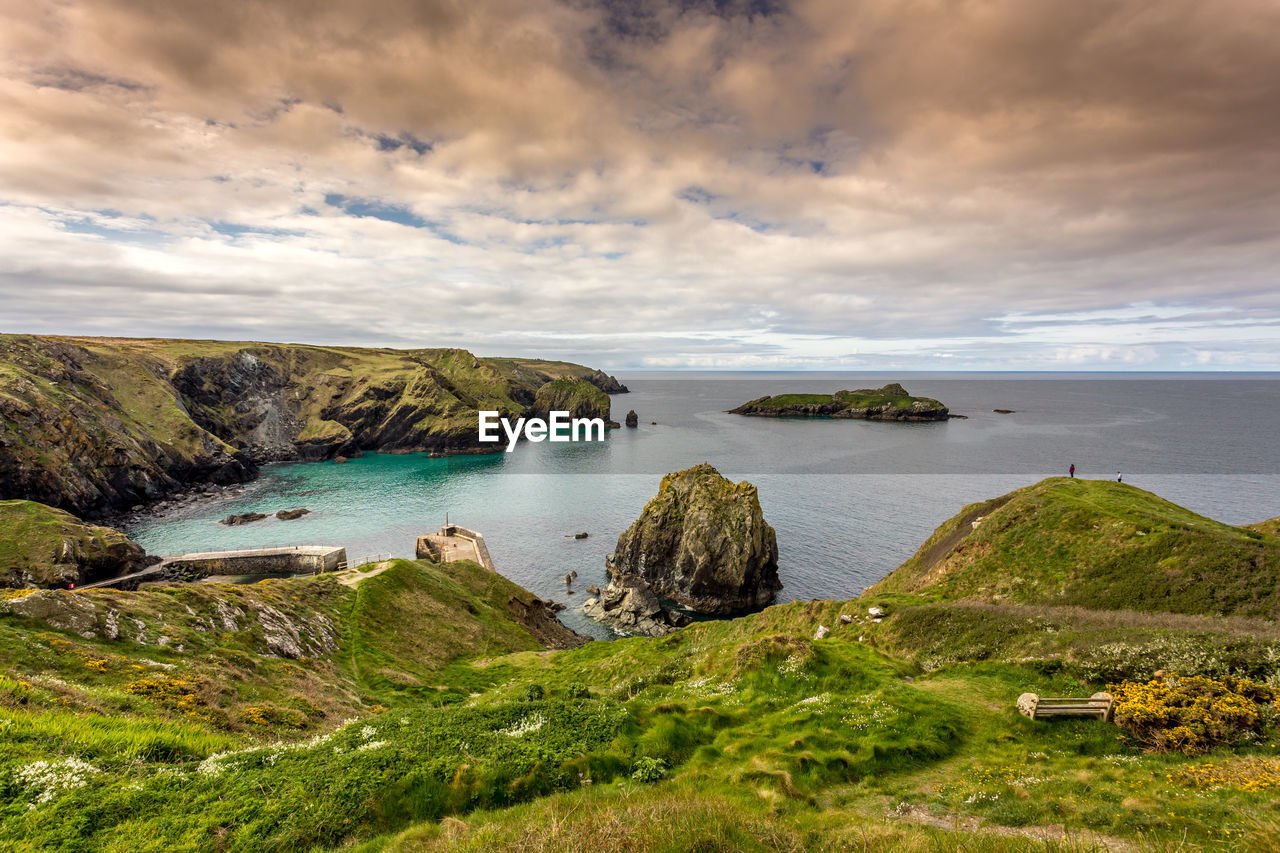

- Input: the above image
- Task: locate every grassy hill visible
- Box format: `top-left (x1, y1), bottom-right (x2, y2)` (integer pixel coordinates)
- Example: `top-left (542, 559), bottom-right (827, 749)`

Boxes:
top-left (869, 477), bottom-right (1280, 619)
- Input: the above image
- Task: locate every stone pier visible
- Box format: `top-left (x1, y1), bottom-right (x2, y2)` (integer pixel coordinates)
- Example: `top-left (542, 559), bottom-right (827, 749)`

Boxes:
top-left (416, 525), bottom-right (495, 571)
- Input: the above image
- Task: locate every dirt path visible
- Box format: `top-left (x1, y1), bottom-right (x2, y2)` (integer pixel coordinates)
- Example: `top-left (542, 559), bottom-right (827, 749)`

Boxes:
top-left (337, 561), bottom-right (393, 588)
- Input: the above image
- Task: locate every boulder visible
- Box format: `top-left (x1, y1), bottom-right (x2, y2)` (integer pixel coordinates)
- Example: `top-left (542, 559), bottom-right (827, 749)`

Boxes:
top-left (220, 512), bottom-right (267, 526)
top-left (333, 456), bottom-right (349, 464)
top-left (276, 508), bottom-right (310, 520)
top-left (581, 574), bottom-right (692, 637)
top-left (625, 410), bottom-right (639, 428)
top-left (610, 463), bottom-right (781, 613)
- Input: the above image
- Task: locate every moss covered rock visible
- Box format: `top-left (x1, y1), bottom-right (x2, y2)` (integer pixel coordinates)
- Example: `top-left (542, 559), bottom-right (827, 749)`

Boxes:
top-left (610, 463), bottom-right (781, 613)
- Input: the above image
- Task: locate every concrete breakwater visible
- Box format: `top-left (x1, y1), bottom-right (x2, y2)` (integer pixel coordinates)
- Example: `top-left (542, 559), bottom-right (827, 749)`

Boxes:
top-left (76, 545), bottom-right (348, 590)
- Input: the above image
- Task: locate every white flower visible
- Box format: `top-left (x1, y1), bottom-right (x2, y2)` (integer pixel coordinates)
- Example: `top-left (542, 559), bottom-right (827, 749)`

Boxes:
top-left (16, 757), bottom-right (99, 804)
top-left (500, 713), bottom-right (547, 737)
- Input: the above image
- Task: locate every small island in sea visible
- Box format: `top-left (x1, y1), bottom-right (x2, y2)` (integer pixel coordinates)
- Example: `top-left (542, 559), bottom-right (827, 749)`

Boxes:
top-left (729, 382), bottom-right (949, 421)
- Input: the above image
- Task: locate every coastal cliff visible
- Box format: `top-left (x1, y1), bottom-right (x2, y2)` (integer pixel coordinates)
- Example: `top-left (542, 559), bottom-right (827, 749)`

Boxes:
top-left (0, 335), bottom-right (626, 517)
top-left (527, 377), bottom-right (616, 425)
top-left (730, 382), bottom-right (948, 421)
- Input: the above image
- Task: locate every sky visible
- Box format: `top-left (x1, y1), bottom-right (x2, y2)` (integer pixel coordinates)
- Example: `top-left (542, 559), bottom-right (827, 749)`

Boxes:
top-left (1, 0), bottom-right (1278, 371)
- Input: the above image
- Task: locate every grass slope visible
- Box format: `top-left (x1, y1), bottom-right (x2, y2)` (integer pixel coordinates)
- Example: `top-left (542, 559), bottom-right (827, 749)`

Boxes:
top-left (870, 477), bottom-right (1280, 618)
top-left (0, 500), bottom-right (144, 587)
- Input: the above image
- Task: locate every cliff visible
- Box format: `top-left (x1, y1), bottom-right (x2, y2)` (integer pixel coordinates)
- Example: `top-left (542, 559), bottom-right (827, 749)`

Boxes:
top-left (0, 335), bottom-right (626, 517)
top-left (730, 382), bottom-right (948, 421)
top-left (609, 463), bottom-right (781, 613)
top-left (527, 377), bottom-right (615, 424)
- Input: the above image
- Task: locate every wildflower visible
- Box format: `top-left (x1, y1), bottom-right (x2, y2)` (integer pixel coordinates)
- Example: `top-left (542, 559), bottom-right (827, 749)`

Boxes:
top-left (16, 757), bottom-right (100, 804)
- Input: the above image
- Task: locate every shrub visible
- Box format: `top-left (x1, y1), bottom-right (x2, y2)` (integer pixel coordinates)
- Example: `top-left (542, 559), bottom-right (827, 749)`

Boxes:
top-left (523, 683), bottom-right (545, 701)
top-left (630, 756), bottom-right (667, 783)
top-left (1109, 674), bottom-right (1276, 754)
top-left (565, 683), bottom-right (590, 700)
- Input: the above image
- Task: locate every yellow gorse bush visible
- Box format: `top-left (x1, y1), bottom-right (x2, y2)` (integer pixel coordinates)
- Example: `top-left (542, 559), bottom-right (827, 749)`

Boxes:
top-left (1175, 757), bottom-right (1280, 792)
top-left (1108, 674), bottom-right (1276, 754)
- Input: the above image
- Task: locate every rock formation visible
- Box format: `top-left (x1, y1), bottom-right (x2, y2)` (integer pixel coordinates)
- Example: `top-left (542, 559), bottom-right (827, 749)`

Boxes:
top-left (609, 463), bottom-right (782, 614)
top-left (625, 410), bottom-right (639, 427)
top-left (581, 574), bottom-right (692, 637)
top-left (276, 508), bottom-right (311, 520)
top-left (220, 512), bottom-right (267, 526)
top-left (582, 369), bottom-right (629, 394)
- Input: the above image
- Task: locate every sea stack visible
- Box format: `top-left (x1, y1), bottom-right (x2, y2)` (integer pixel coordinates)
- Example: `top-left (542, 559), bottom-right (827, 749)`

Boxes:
top-left (610, 463), bottom-right (781, 613)
top-left (625, 410), bottom-right (639, 427)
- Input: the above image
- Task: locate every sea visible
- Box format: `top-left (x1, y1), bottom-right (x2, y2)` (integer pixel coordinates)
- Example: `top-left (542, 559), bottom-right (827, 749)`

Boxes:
top-left (126, 373), bottom-right (1280, 639)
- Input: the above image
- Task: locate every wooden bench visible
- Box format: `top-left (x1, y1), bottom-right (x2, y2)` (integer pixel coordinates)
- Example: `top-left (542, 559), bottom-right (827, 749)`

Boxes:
top-left (1017, 692), bottom-right (1114, 722)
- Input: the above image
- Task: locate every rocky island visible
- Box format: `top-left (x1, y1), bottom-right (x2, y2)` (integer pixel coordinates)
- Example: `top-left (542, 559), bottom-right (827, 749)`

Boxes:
top-left (583, 463), bottom-right (782, 635)
top-left (729, 382), bottom-right (948, 421)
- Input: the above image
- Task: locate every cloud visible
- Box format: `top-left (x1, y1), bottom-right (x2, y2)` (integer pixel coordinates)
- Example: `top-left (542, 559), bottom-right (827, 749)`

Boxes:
top-left (0, 0), bottom-right (1277, 369)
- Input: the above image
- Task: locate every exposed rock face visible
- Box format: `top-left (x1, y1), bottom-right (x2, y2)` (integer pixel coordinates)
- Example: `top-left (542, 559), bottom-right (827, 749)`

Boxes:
top-left (581, 574), bottom-right (692, 637)
top-left (611, 463), bottom-right (782, 613)
top-left (730, 383), bottom-right (948, 422)
top-left (583, 369), bottom-right (629, 394)
top-left (0, 500), bottom-right (150, 588)
top-left (0, 335), bottom-right (627, 517)
top-left (625, 410), bottom-right (639, 427)
top-left (505, 594), bottom-right (592, 649)
top-left (275, 508), bottom-right (311, 520)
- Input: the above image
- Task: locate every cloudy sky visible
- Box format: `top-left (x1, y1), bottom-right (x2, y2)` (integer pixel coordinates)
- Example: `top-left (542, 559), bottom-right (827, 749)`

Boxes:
top-left (1, 0), bottom-right (1278, 370)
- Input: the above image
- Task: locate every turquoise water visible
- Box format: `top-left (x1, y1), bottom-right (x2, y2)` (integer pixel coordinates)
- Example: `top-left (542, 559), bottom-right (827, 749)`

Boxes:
top-left (128, 374), bottom-right (1280, 639)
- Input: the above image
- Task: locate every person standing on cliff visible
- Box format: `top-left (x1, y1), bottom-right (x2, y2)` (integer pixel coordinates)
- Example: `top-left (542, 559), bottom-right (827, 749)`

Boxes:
top-left (1116, 471), bottom-right (1122, 483)
top-left (1069, 464), bottom-right (1075, 478)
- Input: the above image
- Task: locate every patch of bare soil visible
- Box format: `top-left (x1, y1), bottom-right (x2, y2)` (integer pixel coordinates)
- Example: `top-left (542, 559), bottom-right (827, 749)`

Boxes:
top-left (888, 803), bottom-right (1136, 851)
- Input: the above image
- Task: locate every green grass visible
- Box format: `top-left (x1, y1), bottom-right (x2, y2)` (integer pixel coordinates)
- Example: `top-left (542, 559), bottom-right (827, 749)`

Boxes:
top-left (343, 560), bottom-right (553, 699)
